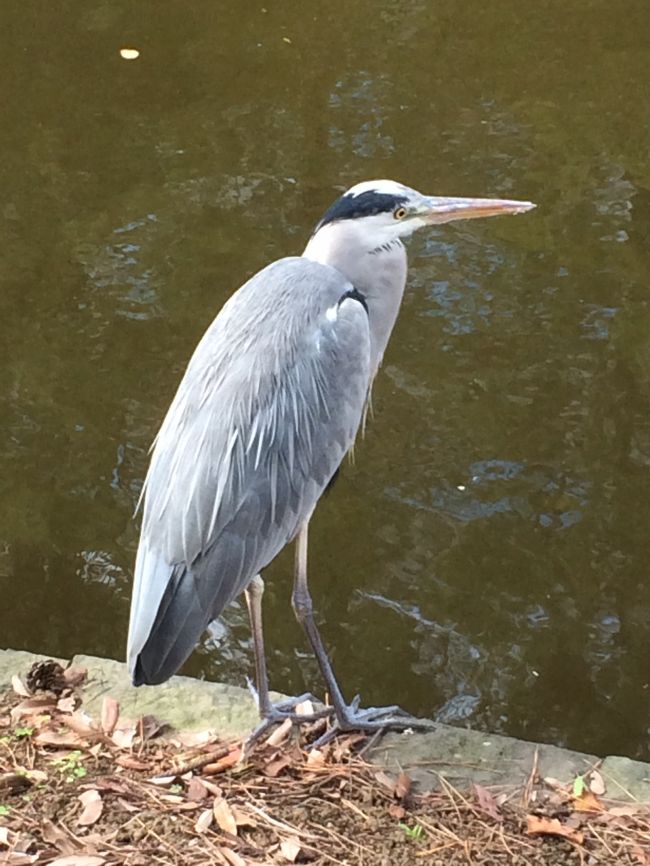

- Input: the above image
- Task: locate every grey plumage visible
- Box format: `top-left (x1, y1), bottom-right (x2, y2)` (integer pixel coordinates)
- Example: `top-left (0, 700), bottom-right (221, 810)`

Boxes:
top-left (127, 179), bottom-right (535, 696)
top-left (129, 257), bottom-right (371, 683)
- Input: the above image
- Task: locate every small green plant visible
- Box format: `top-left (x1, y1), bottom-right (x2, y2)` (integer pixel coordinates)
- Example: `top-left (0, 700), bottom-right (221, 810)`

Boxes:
top-left (13, 726), bottom-right (34, 739)
top-left (0, 805), bottom-right (10, 817)
top-left (399, 822), bottom-right (424, 842)
top-left (572, 775), bottom-right (585, 797)
top-left (52, 751), bottom-right (87, 783)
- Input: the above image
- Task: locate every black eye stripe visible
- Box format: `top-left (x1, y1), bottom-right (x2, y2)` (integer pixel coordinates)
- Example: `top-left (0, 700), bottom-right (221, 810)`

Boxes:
top-left (317, 191), bottom-right (409, 229)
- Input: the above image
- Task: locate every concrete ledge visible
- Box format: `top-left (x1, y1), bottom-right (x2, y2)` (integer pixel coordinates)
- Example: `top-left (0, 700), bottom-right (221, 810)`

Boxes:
top-left (3, 647), bottom-right (650, 801)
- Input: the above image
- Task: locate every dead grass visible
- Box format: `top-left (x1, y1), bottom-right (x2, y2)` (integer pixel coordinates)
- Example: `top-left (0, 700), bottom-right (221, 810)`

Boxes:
top-left (0, 660), bottom-right (649, 865)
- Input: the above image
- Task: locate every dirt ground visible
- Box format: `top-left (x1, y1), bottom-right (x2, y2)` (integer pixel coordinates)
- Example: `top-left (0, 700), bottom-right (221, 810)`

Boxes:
top-left (1, 660), bottom-right (650, 865)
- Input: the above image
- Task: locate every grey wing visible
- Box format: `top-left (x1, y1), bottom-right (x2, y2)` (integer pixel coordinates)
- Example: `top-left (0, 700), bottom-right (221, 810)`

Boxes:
top-left (127, 257), bottom-right (371, 685)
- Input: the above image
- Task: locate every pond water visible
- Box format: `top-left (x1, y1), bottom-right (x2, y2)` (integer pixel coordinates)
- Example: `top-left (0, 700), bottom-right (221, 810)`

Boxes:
top-left (2, 0), bottom-right (650, 759)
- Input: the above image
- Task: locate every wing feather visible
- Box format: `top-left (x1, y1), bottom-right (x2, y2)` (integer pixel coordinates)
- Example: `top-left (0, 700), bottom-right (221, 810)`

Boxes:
top-left (128, 257), bottom-right (371, 684)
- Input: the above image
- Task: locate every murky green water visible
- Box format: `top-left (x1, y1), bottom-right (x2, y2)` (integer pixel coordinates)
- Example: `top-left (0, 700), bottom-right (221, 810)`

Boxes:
top-left (2, 0), bottom-right (650, 758)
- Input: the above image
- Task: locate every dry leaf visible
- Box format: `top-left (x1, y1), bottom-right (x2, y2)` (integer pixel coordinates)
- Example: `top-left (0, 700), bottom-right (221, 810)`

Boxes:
top-left (332, 733), bottom-right (365, 761)
top-left (573, 790), bottom-right (604, 813)
top-left (280, 837), bottom-right (303, 863)
top-left (632, 846), bottom-right (650, 866)
top-left (81, 832), bottom-right (104, 844)
top-left (232, 806), bottom-right (256, 828)
top-left (59, 712), bottom-right (96, 738)
top-left (473, 784), bottom-right (503, 822)
top-left (266, 719), bottom-right (292, 748)
top-left (264, 755), bottom-right (292, 778)
top-left (111, 724), bottom-right (136, 750)
top-left (139, 714), bottom-right (164, 740)
top-left (63, 666), bottom-right (88, 687)
top-left (148, 775), bottom-right (177, 786)
top-left (0, 827), bottom-right (12, 846)
top-left (11, 696), bottom-right (56, 722)
top-left (373, 771), bottom-right (395, 793)
top-left (213, 798), bottom-right (237, 836)
top-left (388, 803), bottom-right (406, 820)
top-left (542, 777), bottom-right (566, 791)
top-left (220, 848), bottom-right (247, 866)
top-left (41, 819), bottom-right (76, 855)
top-left (204, 748), bottom-right (241, 775)
top-left (0, 854), bottom-right (39, 865)
top-left (57, 696), bottom-right (77, 714)
top-left (11, 675), bottom-right (31, 697)
top-left (36, 728), bottom-right (88, 750)
top-left (84, 779), bottom-right (128, 796)
top-left (394, 772), bottom-right (412, 801)
top-left (200, 778), bottom-right (224, 797)
top-left (48, 857), bottom-right (106, 866)
top-left (77, 789), bottom-right (103, 826)
top-left (306, 749), bottom-right (326, 770)
top-left (117, 797), bottom-right (140, 813)
top-left (114, 755), bottom-right (150, 771)
top-left (589, 770), bottom-right (606, 796)
top-left (526, 815), bottom-right (584, 845)
top-left (194, 809), bottom-right (213, 833)
top-left (100, 697), bottom-right (120, 736)
top-left (174, 729), bottom-right (217, 748)
top-left (564, 812), bottom-right (583, 830)
top-left (159, 794), bottom-right (185, 805)
top-left (176, 800), bottom-right (201, 812)
top-left (186, 776), bottom-right (209, 801)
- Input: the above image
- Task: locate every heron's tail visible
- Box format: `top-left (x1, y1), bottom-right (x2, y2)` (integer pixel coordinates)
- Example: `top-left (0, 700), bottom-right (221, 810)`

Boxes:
top-left (127, 527), bottom-right (262, 686)
top-left (132, 576), bottom-right (210, 686)
top-left (127, 544), bottom-right (216, 686)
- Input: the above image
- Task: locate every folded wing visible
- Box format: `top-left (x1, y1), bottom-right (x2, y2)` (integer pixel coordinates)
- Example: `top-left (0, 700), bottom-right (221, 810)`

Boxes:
top-left (127, 257), bottom-right (371, 684)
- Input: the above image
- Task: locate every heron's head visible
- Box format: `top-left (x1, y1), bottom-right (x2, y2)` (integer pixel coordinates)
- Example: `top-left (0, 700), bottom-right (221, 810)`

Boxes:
top-left (311, 179), bottom-right (535, 252)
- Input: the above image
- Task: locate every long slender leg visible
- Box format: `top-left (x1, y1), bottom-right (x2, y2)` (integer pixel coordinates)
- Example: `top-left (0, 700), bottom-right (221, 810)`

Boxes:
top-left (244, 574), bottom-right (272, 716)
top-left (291, 522), bottom-right (350, 718)
top-left (243, 573), bottom-right (333, 755)
top-left (291, 521), bottom-right (436, 743)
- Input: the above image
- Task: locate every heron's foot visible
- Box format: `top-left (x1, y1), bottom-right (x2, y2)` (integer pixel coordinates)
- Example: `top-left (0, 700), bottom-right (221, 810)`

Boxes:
top-left (314, 696), bottom-right (436, 748)
top-left (243, 692), bottom-right (334, 758)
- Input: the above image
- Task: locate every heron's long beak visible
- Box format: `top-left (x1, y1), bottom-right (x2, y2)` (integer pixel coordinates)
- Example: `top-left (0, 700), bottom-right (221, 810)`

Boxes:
top-left (420, 196), bottom-right (536, 225)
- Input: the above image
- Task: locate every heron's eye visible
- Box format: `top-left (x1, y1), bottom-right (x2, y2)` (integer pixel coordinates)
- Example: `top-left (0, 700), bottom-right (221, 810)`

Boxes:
top-left (393, 206), bottom-right (407, 220)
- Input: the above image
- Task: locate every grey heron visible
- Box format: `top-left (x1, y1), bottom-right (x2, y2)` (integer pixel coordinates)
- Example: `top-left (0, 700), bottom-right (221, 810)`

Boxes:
top-left (127, 179), bottom-right (535, 740)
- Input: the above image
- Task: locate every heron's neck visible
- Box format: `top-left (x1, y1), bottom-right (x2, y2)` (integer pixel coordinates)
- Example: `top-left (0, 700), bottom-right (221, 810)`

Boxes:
top-left (303, 223), bottom-right (408, 373)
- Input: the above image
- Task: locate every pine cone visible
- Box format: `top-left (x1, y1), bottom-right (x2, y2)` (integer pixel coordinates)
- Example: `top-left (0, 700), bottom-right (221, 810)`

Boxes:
top-left (25, 659), bottom-right (67, 695)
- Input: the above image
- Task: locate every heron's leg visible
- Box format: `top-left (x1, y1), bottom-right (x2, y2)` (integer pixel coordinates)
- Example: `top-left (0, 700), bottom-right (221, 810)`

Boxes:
top-left (244, 574), bottom-right (273, 717)
top-left (291, 522), bottom-right (350, 717)
top-left (292, 521), bottom-right (436, 746)
top-left (245, 573), bottom-right (327, 718)
top-left (242, 572), bottom-right (333, 756)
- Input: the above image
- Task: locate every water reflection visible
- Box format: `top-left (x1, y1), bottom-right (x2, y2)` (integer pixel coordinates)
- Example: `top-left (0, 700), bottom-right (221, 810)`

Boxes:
top-left (75, 213), bottom-right (163, 322)
top-left (387, 459), bottom-right (589, 531)
top-left (2, 0), bottom-right (650, 761)
top-left (328, 72), bottom-right (395, 159)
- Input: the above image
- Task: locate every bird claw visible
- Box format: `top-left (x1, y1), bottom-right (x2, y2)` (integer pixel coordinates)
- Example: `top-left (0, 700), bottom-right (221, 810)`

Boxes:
top-left (312, 702), bottom-right (436, 749)
top-left (242, 693), bottom-right (335, 758)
